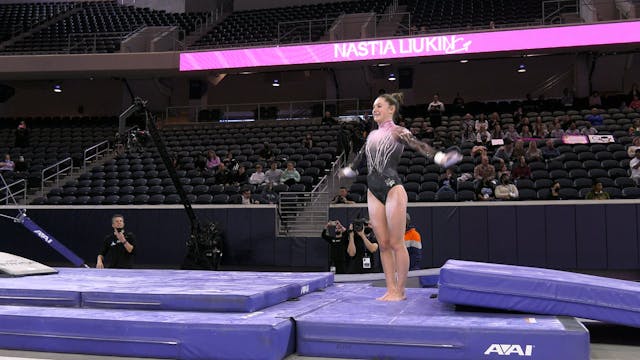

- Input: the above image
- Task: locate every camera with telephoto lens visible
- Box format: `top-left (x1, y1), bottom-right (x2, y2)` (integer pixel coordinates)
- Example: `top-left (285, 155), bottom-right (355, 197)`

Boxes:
top-left (352, 218), bottom-right (368, 232)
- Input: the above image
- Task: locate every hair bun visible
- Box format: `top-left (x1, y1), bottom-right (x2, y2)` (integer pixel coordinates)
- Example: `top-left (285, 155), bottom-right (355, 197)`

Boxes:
top-left (390, 92), bottom-right (404, 105)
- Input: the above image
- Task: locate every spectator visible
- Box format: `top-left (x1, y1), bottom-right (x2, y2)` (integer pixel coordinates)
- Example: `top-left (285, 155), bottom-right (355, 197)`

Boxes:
top-left (264, 162), bottom-right (283, 185)
top-left (240, 188), bottom-right (259, 205)
top-left (301, 133), bottom-right (313, 149)
top-left (492, 138), bottom-right (514, 163)
top-left (511, 156), bottom-right (532, 180)
top-left (461, 113), bottom-right (475, 132)
top-left (461, 127), bottom-right (476, 144)
top-left (214, 162), bottom-right (232, 185)
top-left (549, 181), bottom-right (561, 200)
top-left (585, 108), bottom-right (604, 126)
top-left (520, 125), bottom-right (533, 139)
top-left (475, 125), bottom-right (492, 146)
top-left (475, 114), bottom-right (489, 132)
top-left (474, 155), bottom-right (496, 191)
top-left (533, 123), bottom-right (548, 138)
top-left (589, 91), bottom-right (602, 108)
top-left (404, 213), bottom-right (422, 270)
top-left (504, 124), bottom-right (520, 141)
top-left (495, 158), bottom-right (511, 180)
top-left (321, 111), bottom-right (337, 125)
top-left (561, 88), bottom-right (574, 108)
top-left (628, 137), bottom-right (640, 157)
top-left (205, 150), bottom-right (221, 171)
top-left (542, 140), bottom-right (560, 160)
top-left (511, 139), bottom-right (525, 162)
top-left (223, 152), bottom-right (239, 172)
top-left (437, 168), bottom-right (458, 194)
top-left (585, 182), bottom-right (610, 200)
top-left (517, 117), bottom-right (531, 134)
top-left (513, 106), bottom-right (524, 124)
top-left (0, 154), bottom-right (15, 172)
top-left (427, 94), bottom-right (445, 128)
top-left (581, 122), bottom-right (598, 136)
top-left (258, 182), bottom-right (279, 204)
top-left (630, 149), bottom-right (640, 185)
top-left (321, 220), bottom-right (348, 273)
top-left (488, 112), bottom-right (500, 130)
top-left (490, 123), bottom-right (504, 140)
top-left (258, 142), bottom-right (274, 161)
top-left (565, 122), bottom-right (580, 135)
top-left (332, 186), bottom-right (355, 204)
top-left (550, 122), bottom-right (565, 139)
top-left (452, 93), bottom-right (465, 115)
top-left (525, 141), bottom-right (542, 162)
top-left (494, 174), bottom-right (519, 200)
top-left (280, 161), bottom-right (301, 186)
top-left (232, 165), bottom-right (248, 186)
top-left (249, 164), bottom-right (266, 185)
top-left (630, 95), bottom-right (640, 111)
top-left (14, 120), bottom-right (29, 148)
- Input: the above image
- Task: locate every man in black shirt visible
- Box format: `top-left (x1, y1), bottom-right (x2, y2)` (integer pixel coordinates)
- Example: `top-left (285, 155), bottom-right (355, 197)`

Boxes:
top-left (321, 220), bottom-right (348, 273)
top-left (346, 219), bottom-right (381, 274)
top-left (97, 214), bottom-right (136, 269)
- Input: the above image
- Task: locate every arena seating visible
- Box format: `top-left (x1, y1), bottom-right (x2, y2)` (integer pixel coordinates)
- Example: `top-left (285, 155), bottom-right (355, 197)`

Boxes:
top-left (0, 2), bottom-right (75, 43)
top-left (403, 0), bottom-right (543, 32)
top-left (192, 0), bottom-right (391, 48)
top-left (2, 1), bottom-right (207, 54)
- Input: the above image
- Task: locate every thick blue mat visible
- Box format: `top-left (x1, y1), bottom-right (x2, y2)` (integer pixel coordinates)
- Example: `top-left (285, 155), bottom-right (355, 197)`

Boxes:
top-left (0, 268), bottom-right (333, 312)
top-left (0, 283), bottom-right (365, 360)
top-left (296, 287), bottom-right (589, 360)
top-left (439, 259), bottom-right (640, 328)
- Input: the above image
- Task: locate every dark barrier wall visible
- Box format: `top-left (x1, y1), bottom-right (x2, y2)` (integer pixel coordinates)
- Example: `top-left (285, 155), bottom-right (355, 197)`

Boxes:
top-left (1, 201), bottom-right (639, 270)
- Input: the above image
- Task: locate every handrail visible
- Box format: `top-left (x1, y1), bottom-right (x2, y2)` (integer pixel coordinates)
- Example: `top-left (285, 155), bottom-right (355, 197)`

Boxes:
top-left (0, 179), bottom-right (27, 205)
top-left (41, 157), bottom-right (73, 195)
top-left (83, 140), bottom-right (110, 172)
top-left (66, 25), bottom-right (145, 53)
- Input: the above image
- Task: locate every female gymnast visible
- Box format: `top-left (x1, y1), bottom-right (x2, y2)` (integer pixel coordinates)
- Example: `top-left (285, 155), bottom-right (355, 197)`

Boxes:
top-left (341, 93), bottom-right (461, 301)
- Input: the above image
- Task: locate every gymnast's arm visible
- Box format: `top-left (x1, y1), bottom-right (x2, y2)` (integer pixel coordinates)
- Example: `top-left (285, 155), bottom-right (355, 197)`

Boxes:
top-left (340, 145), bottom-right (366, 177)
top-left (397, 129), bottom-right (437, 158)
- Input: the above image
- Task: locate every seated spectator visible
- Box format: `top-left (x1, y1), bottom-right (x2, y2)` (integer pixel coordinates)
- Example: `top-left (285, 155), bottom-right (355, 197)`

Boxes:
top-left (628, 137), bottom-right (640, 157)
top-left (475, 125), bottom-right (492, 146)
top-left (581, 122), bottom-right (598, 136)
top-left (630, 149), bottom-right (640, 185)
top-left (474, 114), bottom-right (489, 132)
top-left (520, 125), bottom-right (533, 139)
top-left (0, 154), bottom-right (15, 172)
top-left (437, 168), bottom-right (458, 194)
top-left (533, 123), bottom-right (548, 138)
top-left (585, 182), bottom-right (610, 200)
top-left (214, 162), bottom-right (232, 185)
top-left (258, 183), bottom-right (279, 204)
top-left (511, 139), bottom-right (525, 162)
top-left (461, 113), bottom-right (475, 132)
top-left (511, 156), bottom-right (531, 180)
top-left (240, 188), bottom-right (259, 205)
top-left (542, 140), bottom-right (560, 160)
top-left (492, 138), bottom-right (514, 163)
top-left (488, 112), bottom-right (500, 130)
top-left (302, 133), bottom-right (314, 149)
top-left (504, 124), bottom-right (520, 141)
top-left (321, 111), bottom-right (337, 125)
top-left (471, 145), bottom-right (488, 160)
top-left (223, 152), bottom-right (239, 172)
top-left (495, 158), bottom-right (511, 180)
top-left (589, 91), bottom-right (602, 107)
top-left (490, 123), bottom-right (504, 140)
top-left (549, 181), bottom-right (561, 200)
top-left (516, 117), bottom-right (531, 134)
top-left (258, 142), bottom-right (274, 161)
top-left (474, 155), bottom-right (496, 192)
top-left (280, 161), bottom-right (301, 186)
top-left (205, 150), bottom-right (221, 171)
top-left (494, 174), bottom-right (519, 200)
top-left (14, 120), bottom-right (29, 148)
top-left (513, 107), bottom-right (524, 123)
top-left (630, 95), bottom-right (640, 111)
top-left (332, 187), bottom-right (355, 204)
top-left (550, 122), bottom-right (565, 138)
top-left (249, 164), bottom-right (266, 185)
top-left (585, 108), bottom-right (604, 126)
top-left (565, 122), bottom-right (580, 135)
top-left (232, 165), bottom-right (248, 185)
top-left (525, 141), bottom-right (542, 162)
top-left (264, 162), bottom-right (283, 185)
top-left (460, 127), bottom-right (476, 144)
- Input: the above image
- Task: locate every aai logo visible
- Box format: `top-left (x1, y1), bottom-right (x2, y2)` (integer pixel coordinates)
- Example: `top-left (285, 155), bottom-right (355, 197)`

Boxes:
top-left (484, 344), bottom-right (534, 357)
top-left (33, 230), bottom-right (53, 244)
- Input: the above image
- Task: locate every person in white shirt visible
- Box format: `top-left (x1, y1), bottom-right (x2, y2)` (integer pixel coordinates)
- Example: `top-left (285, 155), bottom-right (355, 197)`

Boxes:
top-left (427, 94), bottom-right (445, 128)
top-left (495, 174), bottom-right (519, 200)
top-left (249, 164), bottom-right (266, 185)
top-left (630, 149), bottom-right (640, 185)
top-left (264, 162), bottom-right (283, 185)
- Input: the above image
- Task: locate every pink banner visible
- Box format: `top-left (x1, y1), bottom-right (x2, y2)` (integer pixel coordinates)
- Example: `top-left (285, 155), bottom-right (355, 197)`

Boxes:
top-left (180, 21), bottom-right (640, 71)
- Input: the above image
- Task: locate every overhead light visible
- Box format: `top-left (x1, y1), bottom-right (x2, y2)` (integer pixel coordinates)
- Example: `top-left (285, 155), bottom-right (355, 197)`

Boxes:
top-left (517, 64), bottom-right (527, 73)
top-left (272, 79), bottom-right (280, 87)
top-left (377, 63), bottom-right (391, 67)
top-left (388, 73), bottom-right (397, 81)
top-left (239, 71), bottom-right (253, 75)
top-left (459, 59), bottom-right (469, 63)
top-left (53, 84), bottom-right (62, 93)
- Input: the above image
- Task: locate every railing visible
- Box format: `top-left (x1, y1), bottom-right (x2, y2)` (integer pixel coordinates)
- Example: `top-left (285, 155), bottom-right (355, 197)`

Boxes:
top-left (543, 0), bottom-right (580, 24)
top-left (66, 25), bottom-right (145, 54)
top-left (277, 17), bottom-right (338, 44)
top-left (41, 157), bottom-right (73, 195)
top-left (166, 98), bottom-right (363, 123)
top-left (0, 179), bottom-right (27, 205)
top-left (83, 140), bottom-right (110, 172)
top-left (277, 190), bottom-right (330, 236)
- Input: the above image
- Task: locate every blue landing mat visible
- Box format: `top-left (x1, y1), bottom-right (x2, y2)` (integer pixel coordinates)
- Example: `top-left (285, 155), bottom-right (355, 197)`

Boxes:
top-left (0, 268), bottom-right (333, 312)
top-left (439, 259), bottom-right (640, 328)
top-left (0, 283), bottom-right (365, 360)
top-left (296, 287), bottom-right (589, 360)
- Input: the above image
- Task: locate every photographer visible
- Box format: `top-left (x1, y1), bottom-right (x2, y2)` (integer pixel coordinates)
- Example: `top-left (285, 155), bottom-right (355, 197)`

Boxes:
top-left (97, 214), bottom-right (136, 269)
top-left (346, 219), bottom-right (380, 274)
top-left (321, 220), bottom-right (348, 274)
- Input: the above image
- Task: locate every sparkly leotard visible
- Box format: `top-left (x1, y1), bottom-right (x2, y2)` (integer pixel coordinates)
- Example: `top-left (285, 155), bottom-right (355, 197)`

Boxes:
top-left (364, 120), bottom-right (405, 204)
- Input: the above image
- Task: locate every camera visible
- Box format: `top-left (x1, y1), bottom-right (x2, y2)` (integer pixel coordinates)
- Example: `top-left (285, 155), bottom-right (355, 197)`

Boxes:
top-left (352, 218), bottom-right (368, 232)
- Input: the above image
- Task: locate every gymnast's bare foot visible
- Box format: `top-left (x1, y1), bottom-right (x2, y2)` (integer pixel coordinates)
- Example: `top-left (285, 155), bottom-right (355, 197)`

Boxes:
top-left (376, 291), bottom-right (392, 301)
top-left (377, 290), bottom-right (406, 301)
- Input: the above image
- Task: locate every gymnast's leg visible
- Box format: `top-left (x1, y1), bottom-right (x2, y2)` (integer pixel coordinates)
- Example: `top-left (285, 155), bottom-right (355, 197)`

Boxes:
top-left (367, 190), bottom-right (396, 300)
top-left (383, 185), bottom-right (409, 301)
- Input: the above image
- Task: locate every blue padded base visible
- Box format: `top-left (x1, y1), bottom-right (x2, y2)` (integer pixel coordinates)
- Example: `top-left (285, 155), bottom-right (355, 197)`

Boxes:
top-left (296, 287), bottom-right (589, 360)
top-left (439, 259), bottom-right (640, 328)
top-left (0, 268), bottom-right (333, 312)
